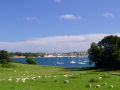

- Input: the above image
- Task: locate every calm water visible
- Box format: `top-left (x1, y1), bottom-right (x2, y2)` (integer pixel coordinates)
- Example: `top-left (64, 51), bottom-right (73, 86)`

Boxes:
top-left (11, 57), bottom-right (94, 67)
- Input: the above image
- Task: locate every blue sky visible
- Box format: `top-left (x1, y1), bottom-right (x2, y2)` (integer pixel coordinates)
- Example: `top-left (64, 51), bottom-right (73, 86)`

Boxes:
top-left (0, 0), bottom-right (120, 52)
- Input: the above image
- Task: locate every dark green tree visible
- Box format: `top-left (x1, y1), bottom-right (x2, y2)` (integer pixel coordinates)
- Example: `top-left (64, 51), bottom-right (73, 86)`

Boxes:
top-left (25, 54), bottom-right (38, 64)
top-left (88, 35), bottom-right (120, 69)
top-left (0, 50), bottom-right (10, 64)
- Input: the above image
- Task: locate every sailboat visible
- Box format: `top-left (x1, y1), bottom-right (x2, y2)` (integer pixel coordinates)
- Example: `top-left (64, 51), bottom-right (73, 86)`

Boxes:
top-left (70, 60), bottom-right (76, 64)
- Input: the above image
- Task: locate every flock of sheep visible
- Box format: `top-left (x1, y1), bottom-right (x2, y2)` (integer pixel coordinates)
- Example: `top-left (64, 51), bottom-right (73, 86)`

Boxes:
top-left (2, 68), bottom-right (115, 89)
top-left (87, 77), bottom-right (114, 88)
top-left (6, 73), bottom-right (72, 84)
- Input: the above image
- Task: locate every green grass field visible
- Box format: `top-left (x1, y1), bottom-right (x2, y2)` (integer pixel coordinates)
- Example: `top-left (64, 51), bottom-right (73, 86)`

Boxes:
top-left (0, 63), bottom-right (120, 90)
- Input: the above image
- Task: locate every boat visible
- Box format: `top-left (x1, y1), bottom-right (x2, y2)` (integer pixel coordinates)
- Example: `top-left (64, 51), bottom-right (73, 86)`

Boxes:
top-left (78, 62), bottom-right (86, 64)
top-left (70, 61), bottom-right (76, 64)
top-left (56, 62), bottom-right (64, 64)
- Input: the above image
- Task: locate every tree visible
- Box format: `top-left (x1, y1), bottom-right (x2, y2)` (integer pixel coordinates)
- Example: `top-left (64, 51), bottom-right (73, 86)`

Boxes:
top-left (0, 50), bottom-right (10, 64)
top-left (25, 53), bottom-right (33, 59)
top-left (25, 54), bottom-right (38, 64)
top-left (88, 35), bottom-right (120, 69)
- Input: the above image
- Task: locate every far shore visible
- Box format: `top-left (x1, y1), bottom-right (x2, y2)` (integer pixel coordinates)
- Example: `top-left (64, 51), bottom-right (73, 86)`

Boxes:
top-left (11, 56), bottom-right (25, 58)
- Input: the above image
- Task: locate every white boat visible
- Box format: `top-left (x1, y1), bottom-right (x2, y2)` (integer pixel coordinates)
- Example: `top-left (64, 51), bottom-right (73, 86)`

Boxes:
top-left (70, 61), bottom-right (76, 64)
top-left (83, 60), bottom-right (89, 63)
top-left (78, 62), bottom-right (86, 64)
top-left (56, 62), bottom-right (64, 64)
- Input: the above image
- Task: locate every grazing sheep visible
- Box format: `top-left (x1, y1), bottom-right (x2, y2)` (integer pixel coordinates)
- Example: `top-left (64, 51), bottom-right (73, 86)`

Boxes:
top-left (86, 84), bottom-right (91, 88)
top-left (64, 80), bottom-right (69, 84)
top-left (43, 75), bottom-right (47, 78)
top-left (54, 76), bottom-right (56, 78)
top-left (31, 77), bottom-right (36, 80)
top-left (38, 76), bottom-right (41, 78)
top-left (8, 78), bottom-right (12, 82)
top-left (95, 85), bottom-right (100, 88)
top-left (63, 74), bottom-right (69, 77)
top-left (98, 77), bottom-right (102, 80)
top-left (16, 78), bottom-right (21, 82)
top-left (110, 85), bottom-right (114, 88)
top-left (103, 83), bottom-right (107, 86)
top-left (21, 78), bottom-right (26, 83)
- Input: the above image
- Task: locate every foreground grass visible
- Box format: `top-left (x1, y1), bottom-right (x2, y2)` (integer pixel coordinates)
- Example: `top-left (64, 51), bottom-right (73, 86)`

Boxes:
top-left (0, 63), bottom-right (120, 90)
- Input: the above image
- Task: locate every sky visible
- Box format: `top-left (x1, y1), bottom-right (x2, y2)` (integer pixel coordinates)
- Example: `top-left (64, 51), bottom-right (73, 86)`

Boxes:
top-left (0, 0), bottom-right (120, 52)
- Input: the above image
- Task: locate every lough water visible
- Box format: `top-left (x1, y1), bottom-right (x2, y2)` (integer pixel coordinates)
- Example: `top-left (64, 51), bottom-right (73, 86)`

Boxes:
top-left (11, 57), bottom-right (94, 67)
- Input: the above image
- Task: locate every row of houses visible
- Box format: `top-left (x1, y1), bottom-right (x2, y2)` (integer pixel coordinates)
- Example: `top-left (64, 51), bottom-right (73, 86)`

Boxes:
top-left (44, 52), bottom-right (88, 58)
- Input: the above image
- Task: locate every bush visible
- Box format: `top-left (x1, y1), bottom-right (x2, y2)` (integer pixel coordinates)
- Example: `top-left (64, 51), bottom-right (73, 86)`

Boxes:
top-left (89, 78), bottom-right (99, 83)
top-left (26, 58), bottom-right (38, 64)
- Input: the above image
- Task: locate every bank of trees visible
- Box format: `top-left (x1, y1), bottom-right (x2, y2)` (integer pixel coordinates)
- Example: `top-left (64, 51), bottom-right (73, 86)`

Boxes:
top-left (88, 35), bottom-right (120, 69)
top-left (9, 52), bottom-right (45, 57)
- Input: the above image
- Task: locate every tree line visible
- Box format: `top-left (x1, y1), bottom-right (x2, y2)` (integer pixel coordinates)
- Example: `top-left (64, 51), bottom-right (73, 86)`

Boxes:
top-left (9, 52), bottom-right (45, 57)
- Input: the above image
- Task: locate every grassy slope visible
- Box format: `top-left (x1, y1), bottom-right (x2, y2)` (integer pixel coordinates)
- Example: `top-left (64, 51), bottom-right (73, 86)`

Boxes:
top-left (0, 63), bottom-right (120, 90)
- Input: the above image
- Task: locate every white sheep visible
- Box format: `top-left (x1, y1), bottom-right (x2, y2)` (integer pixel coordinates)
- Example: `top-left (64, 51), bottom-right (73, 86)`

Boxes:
top-left (21, 78), bottom-right (26, 83)
top-left (110, 85), bottom-right (114, 88)
top-left (54, 76), bottom-right (56, 78)
top-left (104, 83), bottom-right (107, 86)
top-left (98, 77), bottom-right (102, 80)
top-left (64, 80), bottom-right (69, 84)
top-left (16, 78), bottom-right (21, 82)
top-left (63, 74), bottom-right (69, 77)
top-left (86, 84), bottom-right (91, 88)
top-left (38, 76), bottom-right (41, 78)
top-left (95, 85), bottom-right (100, 88)
top-left (8, 78), bottom-right (12, 82)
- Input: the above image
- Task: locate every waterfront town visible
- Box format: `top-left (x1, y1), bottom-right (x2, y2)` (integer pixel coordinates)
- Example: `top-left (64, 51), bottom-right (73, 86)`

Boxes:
top-left (10, 51), bottom-right (88, 58)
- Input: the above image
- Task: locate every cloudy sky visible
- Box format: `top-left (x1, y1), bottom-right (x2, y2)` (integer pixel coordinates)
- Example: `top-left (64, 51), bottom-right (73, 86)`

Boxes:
top-left (0, 0), bottom-right (120, 52)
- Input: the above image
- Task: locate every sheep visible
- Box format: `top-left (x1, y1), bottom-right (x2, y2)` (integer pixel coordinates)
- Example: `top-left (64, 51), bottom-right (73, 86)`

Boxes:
top-left (64, 80), bottom-right (69, 84)
top-left (98, 77), bottom-right (102, 80)
top-left (16, 78), bottom-right (21, 82)
top-left (86, 84), bottom-right (91, 88)
top-left (110, 85), bottom-right (114, 88)
top-left (38, 76), bottom-right (41, 78)
top-left (21, 78), bottom-right (26, 83)
top-left (63, 74), bottom-right (69, 77)
top-left (103, 83), bottom-right (107, 86)
top-left (8, 78), bottom-right (12, 82)
top-left (31, 76), bottom-right (36, 80)
top-left (43, 75), bottom-right (47, 78)
top-left (95, 85), bottom-right (100, 88)
top-left (53, 76), bottom-right (57, 78)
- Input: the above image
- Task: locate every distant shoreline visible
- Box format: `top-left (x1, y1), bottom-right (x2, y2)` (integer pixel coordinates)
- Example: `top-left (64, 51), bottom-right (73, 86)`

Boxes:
top-left (11, 56), bottom-right (88, 58)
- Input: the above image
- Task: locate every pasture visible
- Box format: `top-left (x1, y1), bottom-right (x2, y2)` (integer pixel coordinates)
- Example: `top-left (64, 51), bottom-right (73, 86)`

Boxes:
top-left (0, 63), bottom-right (120, 90)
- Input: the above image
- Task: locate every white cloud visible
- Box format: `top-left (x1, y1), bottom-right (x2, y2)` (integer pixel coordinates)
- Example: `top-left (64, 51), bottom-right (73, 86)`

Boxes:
top-left (24, 17), bottom-right (40, 22)
top-left (54, 0), bottom-right (61, 3)
top-left (102, 13), bottom-right (114, 18)
top-left (60, 14), bottom-right (82, 20)
top-left (0, 33), bottom-right (119, 52)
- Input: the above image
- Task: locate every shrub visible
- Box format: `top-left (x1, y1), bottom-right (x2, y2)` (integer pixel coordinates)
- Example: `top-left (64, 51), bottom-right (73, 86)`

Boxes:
top-left (26, 58), bottom-right (38, 64)
top-left (89, 78), bottom-right (99, 83)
